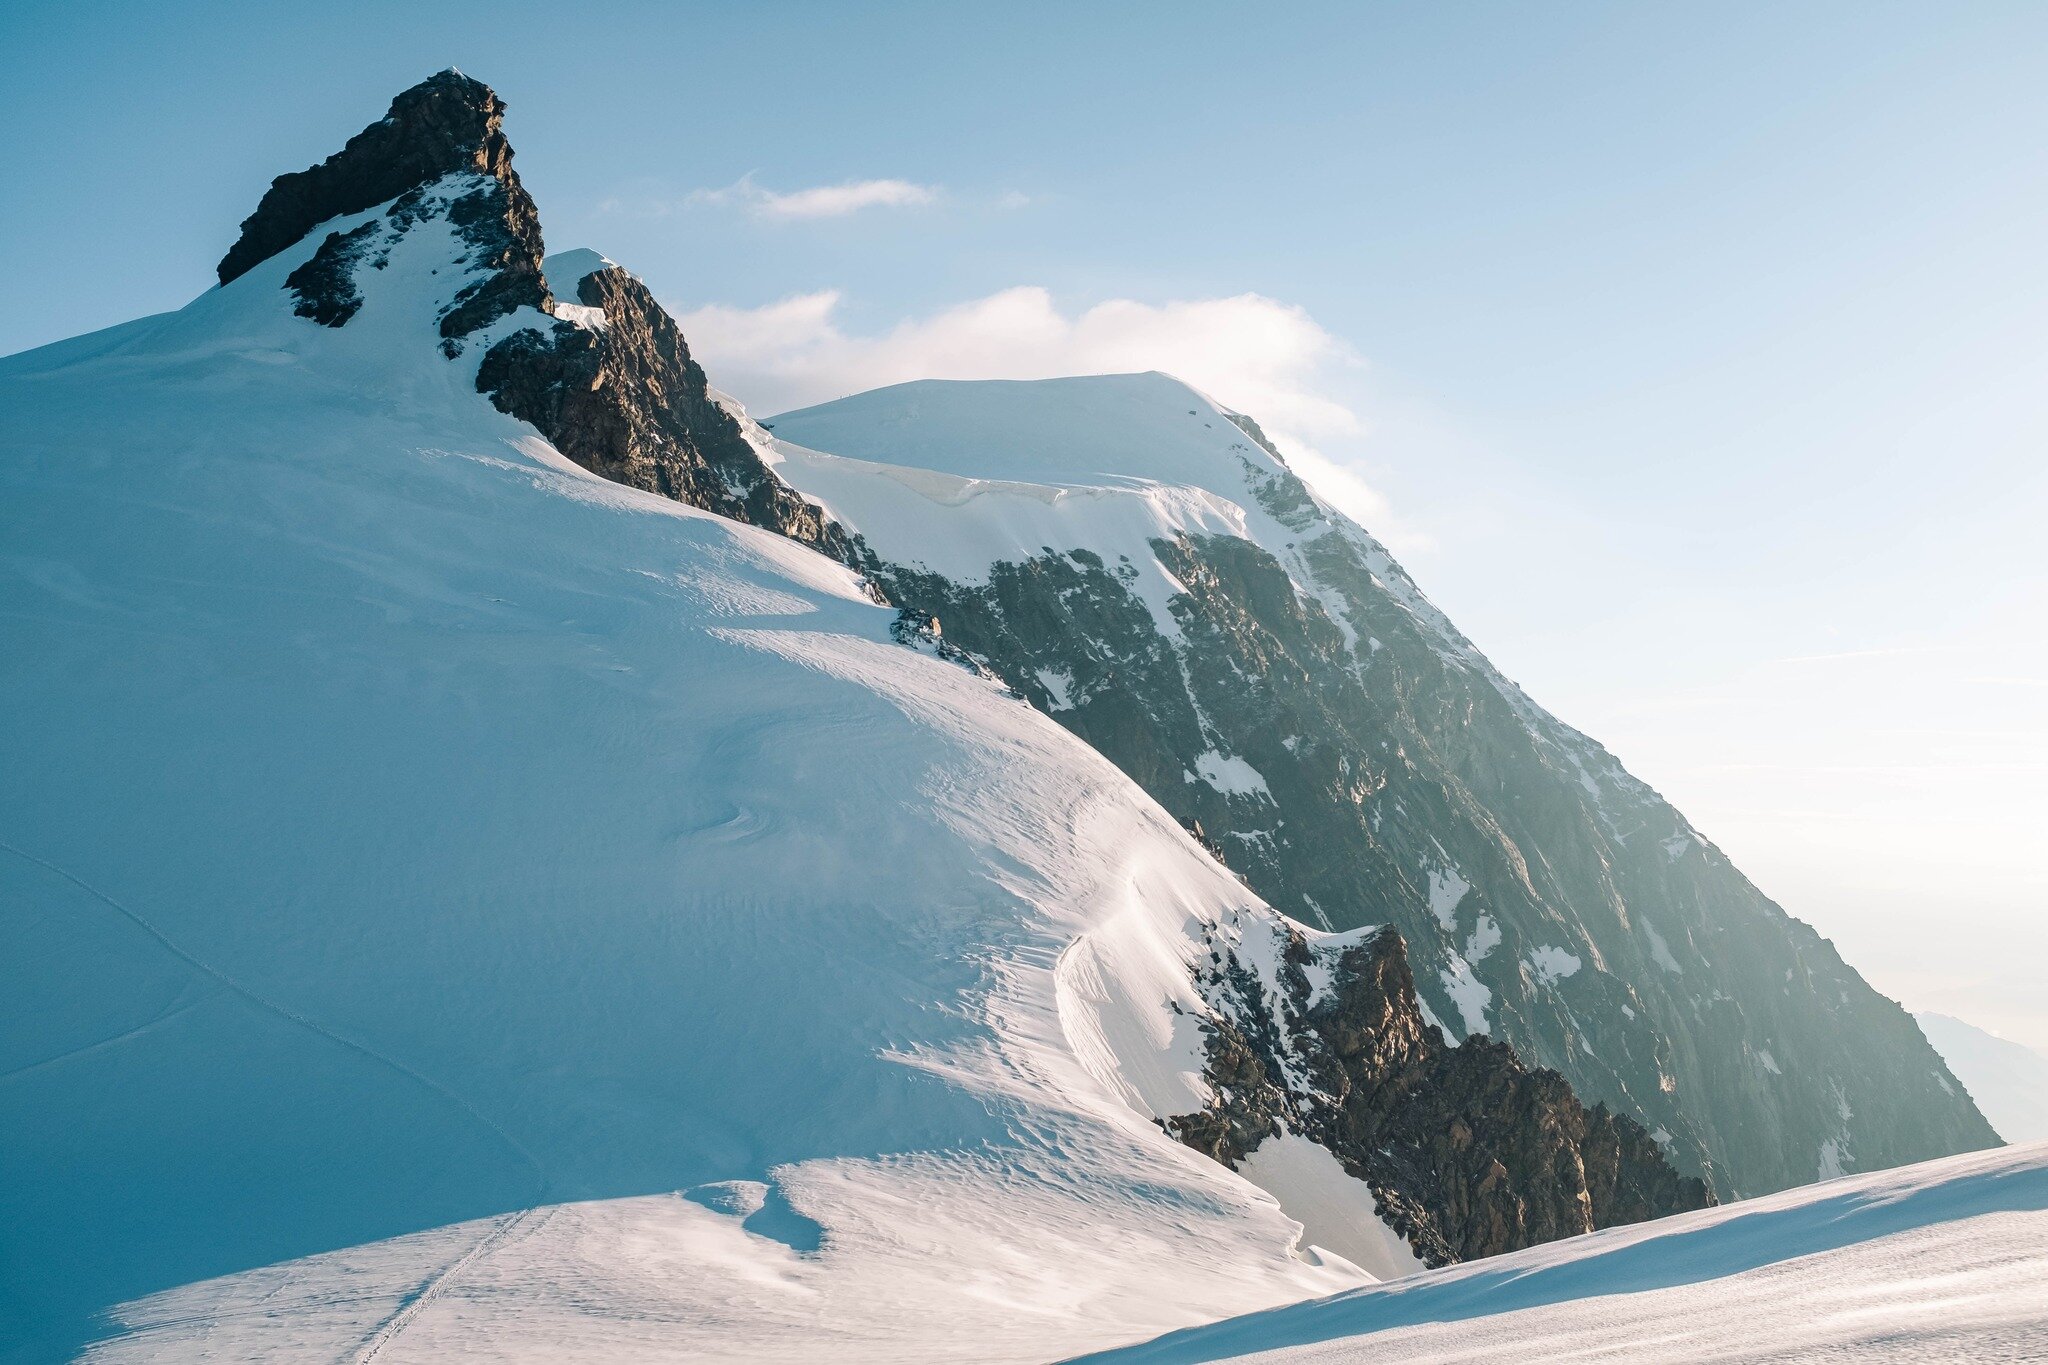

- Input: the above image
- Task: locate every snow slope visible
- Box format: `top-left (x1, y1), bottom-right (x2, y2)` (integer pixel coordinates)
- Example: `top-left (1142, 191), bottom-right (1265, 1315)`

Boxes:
top-left (1919, 1013), bottom-right (2048, 1144)
top-left (0, 196), bottom-right (1393, 1361)
top-left (1082, 1140), bottom-right (2048, 1363)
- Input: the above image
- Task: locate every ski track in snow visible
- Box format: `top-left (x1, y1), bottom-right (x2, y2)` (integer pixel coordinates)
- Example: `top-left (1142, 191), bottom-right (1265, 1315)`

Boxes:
top-left (353, 1208), bottom-right (555, 1363)
top-left (0, 838), bottom-right (553, 1204)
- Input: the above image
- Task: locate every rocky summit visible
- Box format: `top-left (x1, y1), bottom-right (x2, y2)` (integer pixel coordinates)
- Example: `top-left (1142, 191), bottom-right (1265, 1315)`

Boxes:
top-left (218, 70), bottom-right (523, 287)
top-left (478, 254), bottom-right (851, 558)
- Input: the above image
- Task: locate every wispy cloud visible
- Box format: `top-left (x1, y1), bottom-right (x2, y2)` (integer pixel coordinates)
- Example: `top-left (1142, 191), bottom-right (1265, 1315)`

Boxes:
top-left (723, 175), bottom-right (938, 219)
top-left (601, 174), bottom-right (940, 221)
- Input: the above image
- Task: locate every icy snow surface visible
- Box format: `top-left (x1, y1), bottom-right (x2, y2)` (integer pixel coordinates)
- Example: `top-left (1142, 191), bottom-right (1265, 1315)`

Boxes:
top-left (763, 373), bottom-right (1533, 1046)
top-left (1234, 1136), bottom-right (1427, 1284)
top-left (542, 248), bottom-right (617, 328)
top-left (0, 212), bottom-right (1393, 1361)
top-left (1083, 1141), bottom-right (2048, 1363)
top-left (1438, 957), bottom-right (1492, 1039)
top-left (542, 246), bottom-right (616, 295)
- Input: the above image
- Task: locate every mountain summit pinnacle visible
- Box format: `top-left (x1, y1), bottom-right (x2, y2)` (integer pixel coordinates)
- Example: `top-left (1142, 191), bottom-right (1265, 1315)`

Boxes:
top-left (216, 69), bottom-right (516, 285)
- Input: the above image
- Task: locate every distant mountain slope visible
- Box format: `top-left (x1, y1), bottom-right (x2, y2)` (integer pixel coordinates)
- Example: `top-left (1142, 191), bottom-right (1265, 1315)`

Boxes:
top-left (1081, 1140), bottom-right (2048, 1364)
top-left (765, 376), bottom-right (1998, 1197)
top-left (1919, 1014), bottom-right (2048, 1144)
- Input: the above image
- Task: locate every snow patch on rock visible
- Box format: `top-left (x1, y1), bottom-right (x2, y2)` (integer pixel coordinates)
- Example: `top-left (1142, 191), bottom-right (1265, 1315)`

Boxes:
top-left (1527, 946), bottom-right (1582, 986)
top-left (1195, 749), bottom-right (1272, 799)
top-left (1426, 866), bottom-right (1469, 930)
top-left (1439, 957), bottom-right (1492, 1039)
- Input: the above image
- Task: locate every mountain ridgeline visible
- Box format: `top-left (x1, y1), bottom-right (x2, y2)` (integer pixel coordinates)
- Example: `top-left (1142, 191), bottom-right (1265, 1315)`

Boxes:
top-left (211, 68), bottom-right (1990, 1229)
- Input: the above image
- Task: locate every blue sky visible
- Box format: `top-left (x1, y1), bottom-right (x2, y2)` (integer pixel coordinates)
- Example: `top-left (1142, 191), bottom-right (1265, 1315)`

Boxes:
top-left (5, 1), bottom-right (2044, 1046)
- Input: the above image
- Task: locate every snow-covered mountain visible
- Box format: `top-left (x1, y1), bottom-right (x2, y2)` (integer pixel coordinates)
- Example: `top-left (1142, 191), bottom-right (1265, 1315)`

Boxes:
top-left (1082, 1140), bottom-right (2048, 1363)
top-left (1919, 1014), bottom-right (2048, 1145)
top-left (762, 376), bottom-right (2000, 1199)
top-left (1, 72), bottom-right (1713, 1362)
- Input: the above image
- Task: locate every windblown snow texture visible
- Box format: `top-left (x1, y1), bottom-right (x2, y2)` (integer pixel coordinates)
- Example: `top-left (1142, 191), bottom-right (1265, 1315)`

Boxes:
top-left (0, 152), bottom-right (1372, 1363)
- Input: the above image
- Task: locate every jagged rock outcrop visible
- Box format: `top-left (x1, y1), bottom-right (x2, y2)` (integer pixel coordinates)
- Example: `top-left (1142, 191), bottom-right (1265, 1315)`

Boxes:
top-left (220, 71), bottom-right (527, 286)
top-left (1169, 918), bottom-right (1712, 1266)
top-left (223, 69), bottom-right (547, 348)
top-left (225, 71), bottom-right (851, 559)
top-left (474, 264), bottom-right (854, 559)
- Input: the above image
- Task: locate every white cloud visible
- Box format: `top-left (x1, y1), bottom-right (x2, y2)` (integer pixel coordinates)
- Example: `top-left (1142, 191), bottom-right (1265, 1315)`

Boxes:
top-left (678, 174), bottom-right (937, 220)
top-left (675, 284), bottom-right (1414, 539)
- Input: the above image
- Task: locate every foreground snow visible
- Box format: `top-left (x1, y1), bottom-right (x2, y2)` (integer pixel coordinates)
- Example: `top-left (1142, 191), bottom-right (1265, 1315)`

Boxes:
top-left (0, 206), bottom-right (1381, 1361)
top-left (1083, 1140), bottom-right (2048, 1363)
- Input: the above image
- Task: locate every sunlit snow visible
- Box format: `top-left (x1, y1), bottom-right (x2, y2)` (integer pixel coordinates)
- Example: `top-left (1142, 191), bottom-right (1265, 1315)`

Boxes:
top-left (1085, 1141), bottom-right (2048, 1363)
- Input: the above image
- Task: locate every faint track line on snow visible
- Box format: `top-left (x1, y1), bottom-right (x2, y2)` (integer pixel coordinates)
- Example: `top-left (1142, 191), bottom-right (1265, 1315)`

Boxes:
top-left (350, 1206), bottom-right (556, 1364)
top-left (0, 992), bottom-right (214, 1083)
top-left (0, 839), bottom-right (551, 1200)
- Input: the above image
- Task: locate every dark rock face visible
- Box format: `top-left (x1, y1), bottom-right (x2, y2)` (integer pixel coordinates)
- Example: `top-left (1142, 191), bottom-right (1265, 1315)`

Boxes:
top-left (475, 267), bottom-right (853, 560)
top-left (228, 70), bottom-right (550, 349)
top-left (433, 174), bottom-right (549, 344)
top-left (275, 171), bottom-right (549, 349)
top-left (284, 221), bottom-right (382, 326)
top-left (1169, 920), bottom-right (1713, 1266)
top-left (219, 70), bottom-right (524, 286)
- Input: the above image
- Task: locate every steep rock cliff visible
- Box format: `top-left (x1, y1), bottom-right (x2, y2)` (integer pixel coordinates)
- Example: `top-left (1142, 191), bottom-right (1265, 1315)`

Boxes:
top-left (1169, 917), bottom-right (1712, 1265)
